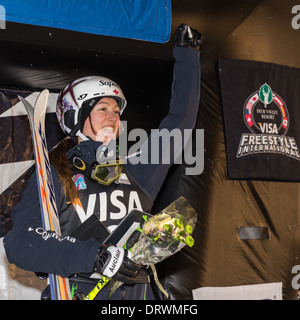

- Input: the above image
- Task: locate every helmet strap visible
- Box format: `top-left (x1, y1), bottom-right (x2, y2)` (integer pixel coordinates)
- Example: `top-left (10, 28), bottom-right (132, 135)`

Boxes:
top-left (76, 130), bottom-right (89, 141)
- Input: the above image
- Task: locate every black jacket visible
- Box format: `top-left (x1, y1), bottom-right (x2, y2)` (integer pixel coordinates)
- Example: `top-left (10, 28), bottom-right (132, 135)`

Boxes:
top-left (4, 46), bottom-right (201, 300)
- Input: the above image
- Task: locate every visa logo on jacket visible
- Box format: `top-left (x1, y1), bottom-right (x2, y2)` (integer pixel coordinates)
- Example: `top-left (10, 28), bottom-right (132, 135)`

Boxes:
top-left (73, 190), bottom-right (143, 232)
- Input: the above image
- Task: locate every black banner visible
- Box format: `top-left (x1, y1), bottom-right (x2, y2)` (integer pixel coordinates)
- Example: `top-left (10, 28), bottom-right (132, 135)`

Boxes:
top-left (219, 59), bottom-right (300, 180)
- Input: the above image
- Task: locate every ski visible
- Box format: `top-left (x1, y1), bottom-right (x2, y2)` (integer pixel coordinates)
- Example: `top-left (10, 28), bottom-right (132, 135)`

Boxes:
top-left (19, 90), bottom-right (71, 300)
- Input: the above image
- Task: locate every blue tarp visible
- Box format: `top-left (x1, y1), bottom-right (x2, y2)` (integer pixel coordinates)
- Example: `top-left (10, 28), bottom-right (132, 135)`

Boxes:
top-left (2, 0), bottom-right (171, 43)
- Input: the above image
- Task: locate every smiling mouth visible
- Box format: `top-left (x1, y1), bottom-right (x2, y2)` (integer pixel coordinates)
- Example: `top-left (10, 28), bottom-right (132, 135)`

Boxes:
top-left (102, 126), bottom-right (115, 132)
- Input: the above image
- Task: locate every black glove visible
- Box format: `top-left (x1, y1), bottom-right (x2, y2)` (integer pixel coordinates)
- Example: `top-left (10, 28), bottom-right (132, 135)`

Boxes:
top-left (93, 244), bottom-right (140, 284)
top-left (174, 23), bottom-right (202, 50)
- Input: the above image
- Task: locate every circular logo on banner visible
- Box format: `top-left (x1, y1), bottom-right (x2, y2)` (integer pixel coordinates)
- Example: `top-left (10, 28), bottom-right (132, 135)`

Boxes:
top-left (237, 83), bottom-right (300, 161)
top-left (243, 83), bottom-right (289, 136)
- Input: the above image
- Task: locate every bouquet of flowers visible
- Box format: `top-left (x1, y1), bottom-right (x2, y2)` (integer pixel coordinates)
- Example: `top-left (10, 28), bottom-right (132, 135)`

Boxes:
top-left (109, 196), bottom-right (197, 297)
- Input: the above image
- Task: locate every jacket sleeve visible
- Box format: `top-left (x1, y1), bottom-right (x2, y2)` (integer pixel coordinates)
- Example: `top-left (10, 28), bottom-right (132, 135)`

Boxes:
top-left (126, 46), bottom-right (201, 201)
top-left (3, 166), bottom-right (100, 278)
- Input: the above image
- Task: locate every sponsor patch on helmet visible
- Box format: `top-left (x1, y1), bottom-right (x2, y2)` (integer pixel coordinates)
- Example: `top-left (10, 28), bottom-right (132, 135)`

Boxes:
top-left (99, 80), bottom-right (120, 88)
top-left (78, 93), bottom-right (88, 100)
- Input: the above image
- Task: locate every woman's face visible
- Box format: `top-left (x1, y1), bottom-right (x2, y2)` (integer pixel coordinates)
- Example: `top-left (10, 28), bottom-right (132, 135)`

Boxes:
top-left (82, 97), bottom-right (120, 143)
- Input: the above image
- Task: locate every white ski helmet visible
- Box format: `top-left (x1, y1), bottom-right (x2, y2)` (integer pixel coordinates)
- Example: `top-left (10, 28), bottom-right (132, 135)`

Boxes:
top-left (56, 76), bottom-right (127, 140)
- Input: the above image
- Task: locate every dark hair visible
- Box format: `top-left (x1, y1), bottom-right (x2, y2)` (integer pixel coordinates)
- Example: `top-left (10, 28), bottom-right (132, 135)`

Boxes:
top-left (49, 137), bottom-right (78, 202)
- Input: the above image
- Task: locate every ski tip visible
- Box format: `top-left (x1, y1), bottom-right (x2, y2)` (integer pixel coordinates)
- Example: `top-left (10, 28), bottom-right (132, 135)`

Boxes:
top-left (35, 90), bottom-right (50, 112)
top-left (17, 95), bottom-right (34, 116)
top-left (17, 95), bottom-right (30, 107)
top-left (39, 89), bottom-right (50, 96)
top-left (36, 89), bottom-right (50, 103)
top-left (17, 95), bottom-right (25, 102)
top-left (41, 89), bottom-right (49, 94)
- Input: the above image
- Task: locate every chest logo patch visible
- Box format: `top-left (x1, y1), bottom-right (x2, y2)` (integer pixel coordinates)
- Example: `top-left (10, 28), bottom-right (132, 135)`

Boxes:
top-left (73, 174), bottom-right (87, 190)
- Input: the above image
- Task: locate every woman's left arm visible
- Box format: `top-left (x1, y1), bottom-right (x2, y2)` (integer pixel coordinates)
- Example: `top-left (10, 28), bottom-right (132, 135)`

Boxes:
top-left (126, 43), bottom-right (201, 202)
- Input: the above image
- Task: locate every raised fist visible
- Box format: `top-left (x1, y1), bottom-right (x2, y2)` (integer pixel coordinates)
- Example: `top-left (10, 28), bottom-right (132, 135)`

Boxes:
top-left (174, 23), bottom-right (202, 50)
